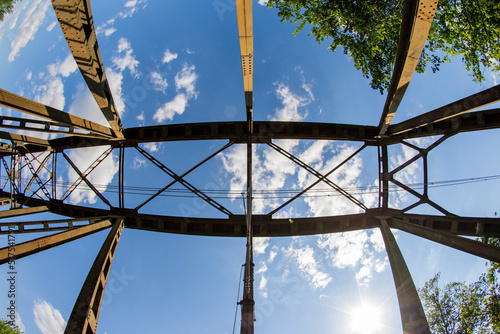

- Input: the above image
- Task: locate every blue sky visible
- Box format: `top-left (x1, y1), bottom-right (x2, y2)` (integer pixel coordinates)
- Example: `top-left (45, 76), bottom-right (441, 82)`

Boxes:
top-left (0, 0), bottom-right (499, 333)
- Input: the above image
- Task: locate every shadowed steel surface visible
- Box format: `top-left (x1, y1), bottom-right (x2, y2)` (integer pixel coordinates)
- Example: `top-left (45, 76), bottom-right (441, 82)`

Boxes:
top-left (389, 218), bottom-right (500, 263)
top-left (0, 88), bottom-right (114, 138)
top-left (378, 0), bottom-right (437, 136)
top-left (389, 85), bottom-right (500, 136)
top-left (0, 219), bottom-right (112, 264)
top-left (0, 217), bottom-right (109, 234)
top-left (379, 218), bottom-right (431, 334)
top-left (51, 0), bottom-right (124, 139)
top-left (64, 219), bottom-right (123, 334)
top-left (0, 206), bottom-right (48, 218)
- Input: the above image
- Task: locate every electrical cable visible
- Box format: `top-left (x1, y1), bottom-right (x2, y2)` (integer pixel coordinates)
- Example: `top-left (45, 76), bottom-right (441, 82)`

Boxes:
top-left (2, 174), bottom-right (500, 200)
top-left (232, 264), bottom-right (244, 334)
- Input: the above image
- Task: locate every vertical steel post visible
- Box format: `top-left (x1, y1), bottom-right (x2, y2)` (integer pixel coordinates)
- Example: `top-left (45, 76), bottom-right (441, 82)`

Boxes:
top-left (240, 137), bottom-right (254, 334)
top-left (64, 219), bottom-right (124, 334)
top-left (379, 144), bottom-right (389, 209)
top-left (379, 218), bottom-right (430, 334)
top-left (119, 146), bottom-right (124, 209)
top-left (52, 151), bottom-right (57, 200)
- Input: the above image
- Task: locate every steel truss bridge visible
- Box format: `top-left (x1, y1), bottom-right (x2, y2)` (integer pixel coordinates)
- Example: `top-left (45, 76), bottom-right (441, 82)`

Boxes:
top-left (0, 0), bottom-right (500, 333)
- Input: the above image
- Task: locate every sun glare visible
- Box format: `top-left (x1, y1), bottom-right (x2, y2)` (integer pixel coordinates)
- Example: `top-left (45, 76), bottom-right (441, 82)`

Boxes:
top-left (349, 302), bottom-right (383, 334)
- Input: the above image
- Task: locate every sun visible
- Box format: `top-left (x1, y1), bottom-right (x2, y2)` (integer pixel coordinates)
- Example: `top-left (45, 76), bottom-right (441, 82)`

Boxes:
top-left (348, 302), bottom-right (384, 334)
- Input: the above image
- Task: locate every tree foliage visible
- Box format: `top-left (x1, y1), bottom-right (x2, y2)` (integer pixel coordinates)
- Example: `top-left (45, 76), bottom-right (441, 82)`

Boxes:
top-left (0, 0), bottom-right (18, 21)
top-left (267, 0), bottom-right (500, 93)
top-left (418, 238), bottom-right (500, 333)
top-left (0, 320), bottom-right (22, 334)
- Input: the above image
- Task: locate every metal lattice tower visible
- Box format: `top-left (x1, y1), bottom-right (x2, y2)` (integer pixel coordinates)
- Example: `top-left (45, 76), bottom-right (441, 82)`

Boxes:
top-left (1, 0), bottom-right (500, 333)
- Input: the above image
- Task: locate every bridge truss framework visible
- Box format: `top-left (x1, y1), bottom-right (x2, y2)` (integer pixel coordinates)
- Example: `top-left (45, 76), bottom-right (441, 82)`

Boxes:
top-left (0, 0), bottom-right (500, 333)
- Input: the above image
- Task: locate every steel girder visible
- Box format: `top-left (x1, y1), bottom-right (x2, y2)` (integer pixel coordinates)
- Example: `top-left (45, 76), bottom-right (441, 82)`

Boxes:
top-left (1, 111), bottom-right (496, 155)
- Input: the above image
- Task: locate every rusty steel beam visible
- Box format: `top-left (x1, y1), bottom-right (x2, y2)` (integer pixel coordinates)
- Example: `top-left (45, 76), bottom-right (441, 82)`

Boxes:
top-left (0, 88), bottom-right (114, 138)
top-left (0, 130), bottom-right (50, 146)
top-left (386, 108), bottom-right (500, 142)
top-left (0, 217), bottom-right (108, 234)
top-left (0, 206), bottom-right (48, 218)
top-left (12, 114), bottom-right (498, 154)
top-left (4, 192), bottom-right (500, 238)
top-left (378, 0), bottom-right (437, 136)
top-left (389, 85), bottom-right (500, 136)
top-left (389, 218), bottom-right (500, 263)
top-left (0, 219), bottom-right (112, 264)
top-left (0, 115), bottom-right (109, 139)
top-left (51, 0), bottom-right (124, 139)
top-left (65, 219), bottom-right (124, 334)
top-left (379, 218), bottom-right (431, 333)
top-left (235, 0), bottom-right (253, 114)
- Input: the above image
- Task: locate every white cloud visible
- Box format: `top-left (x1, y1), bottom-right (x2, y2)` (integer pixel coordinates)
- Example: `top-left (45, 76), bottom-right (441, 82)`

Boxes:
top-left (153, 93), bottom-right (188, 123)
top-left (26, 71), bottom-right (32, 81)
top-left (144, 142), bottom-right (159, 153)
top-left (270, 82), bottom-right (311, 121)
top-left (163, 49), bottom-right (178, 63)
top-left (14, 311), bottom-right (25, 333)
top-left (67, 145), bottom-right (119, 205)
top-left (150, 71), bottom-right (168, 93)
top-left (8, 0), bottom-right (50, 62)
top-left (104, 27), bottom-right (117, 36)
top-left (107, 68), bottom-right (126, 116)
top-left (96, 0), bottom-right (148, 36)
top-left (33, 300), bottom-right (66, 334)
top-left (137, 110), bottom-right (145, 125)
top-left (254, 237), bottom-right (270, 255)
top-left (35, 77), bottom-right (65, 110)
top-left (268, 250), bottom-right (277, 263)
top-left (283, 243), bottom-right (331, 289)
top-left (258, 0), bottom-right (269, 5)
top-left (47, 54), bottom-right (77, 78)
top-left (152, 63), bottom-right (198, 123)
top-left (318, 230), bottom-right (388, 286)
top-left (175, 64), bottom-right (198, 98)
top-left (132, 156), bottom-right (146, 169)
top-left (46, 21), bottom-right (57, 31)
top-left (112, 38), bottom-right (139, 77)
top-left (491, 72), bottom-right (498, 85)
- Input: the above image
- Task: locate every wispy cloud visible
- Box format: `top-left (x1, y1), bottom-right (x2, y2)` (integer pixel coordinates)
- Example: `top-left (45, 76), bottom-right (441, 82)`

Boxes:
top-left (8, 0), bottom-right (50, 62)
top-left (283, 242), bottom-right (332, 289)
top-left (175, 64), bottom-right (198, 98)
top-left (144, 142), bottom-right (160, 153)
top-left (96, 0), bottom-right (148, 37)
top-left (33, 299), bottom-right (66, 334)
top-left (112, 38), bottom-right (140, 78)
top-left (153, 63), bottom-right (198, 123)
top-left (132, 156), bottom-right (146, 169)
top-left (318, 230), bottom-right (388, 286)
top-left (150, 71), bottom-right (168, 93)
